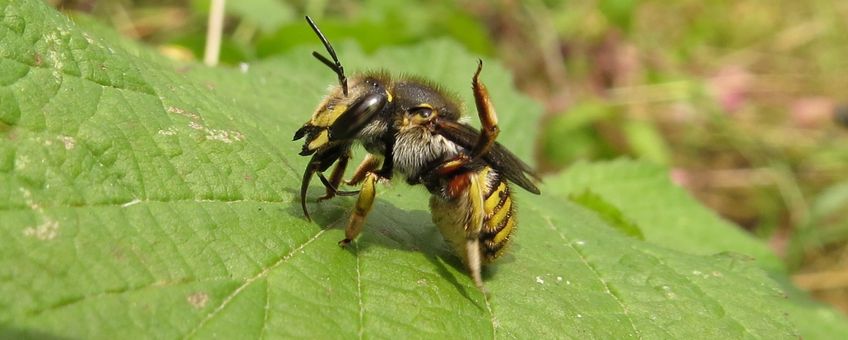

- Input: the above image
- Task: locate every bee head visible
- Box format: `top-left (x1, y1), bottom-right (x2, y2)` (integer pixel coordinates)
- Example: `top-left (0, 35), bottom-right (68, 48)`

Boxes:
top-left (390, 80), bottom-right (465, 178)
top-left (294, 74), bottom-right (392, 156)
top-left (393, 79), bottom-right (460, 132)
top-left (296, 17), bottom-right (394, 157)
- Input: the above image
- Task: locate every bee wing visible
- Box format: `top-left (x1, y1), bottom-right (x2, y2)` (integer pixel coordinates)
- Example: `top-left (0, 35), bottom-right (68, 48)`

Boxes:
top-left (434, 120), bottom-right (541, 194)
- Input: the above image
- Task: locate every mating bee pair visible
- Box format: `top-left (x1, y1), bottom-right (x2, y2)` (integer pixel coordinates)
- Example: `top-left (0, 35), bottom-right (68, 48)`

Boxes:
top-left (294, 17), bottom-right (540, 292)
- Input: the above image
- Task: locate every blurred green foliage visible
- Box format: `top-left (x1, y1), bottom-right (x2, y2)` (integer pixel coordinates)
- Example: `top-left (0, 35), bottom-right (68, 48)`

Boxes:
top-left (179, 0), bottom-right (494, 61)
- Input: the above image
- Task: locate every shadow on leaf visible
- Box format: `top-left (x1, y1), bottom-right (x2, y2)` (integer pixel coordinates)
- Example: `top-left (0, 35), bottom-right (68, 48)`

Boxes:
top-left (285, 184), bottom-right (491, 307)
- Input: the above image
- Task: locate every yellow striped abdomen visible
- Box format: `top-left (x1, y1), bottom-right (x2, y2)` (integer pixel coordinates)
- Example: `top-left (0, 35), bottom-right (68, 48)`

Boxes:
top-left (480, 178), bottom-right (515, 262)
top-left (429, 167), bottom-right (516, 265)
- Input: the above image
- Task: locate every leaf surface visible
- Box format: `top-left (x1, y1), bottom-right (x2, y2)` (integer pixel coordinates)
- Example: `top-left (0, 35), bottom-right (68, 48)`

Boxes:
top-left (0, 1), bottom-right (833, 338)
top-left (547, 160), bottom-right (784, 271)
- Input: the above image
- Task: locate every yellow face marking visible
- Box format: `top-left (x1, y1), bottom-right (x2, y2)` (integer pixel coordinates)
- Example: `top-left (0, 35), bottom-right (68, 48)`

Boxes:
top-left (386, 90), bottom-right (393, 102)
top-left (312, 103), bottom-right (349, 127)
top-left (306, 130), bottom-right (329, 151)
top-left (493, 217), bottom-right (515, 244)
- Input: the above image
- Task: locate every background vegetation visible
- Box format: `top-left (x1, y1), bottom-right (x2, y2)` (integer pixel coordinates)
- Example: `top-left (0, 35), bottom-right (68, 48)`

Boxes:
top-left (37, 0), bottom-right (848, 332)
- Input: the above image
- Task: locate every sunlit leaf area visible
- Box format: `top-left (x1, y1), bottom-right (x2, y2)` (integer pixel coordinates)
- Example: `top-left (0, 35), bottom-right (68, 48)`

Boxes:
top-left (2, 0), bottom-right (847, 338)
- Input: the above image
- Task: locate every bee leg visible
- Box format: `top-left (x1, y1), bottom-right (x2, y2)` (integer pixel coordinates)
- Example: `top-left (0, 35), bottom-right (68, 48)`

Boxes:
top-left (339, 172), bottom-right (379, 247)
top-left (466, 238), bottom-right (487, 293)
top-left (345, 154), bottom-right (381, 186)
top-left (469, 59), bottom-right (500, 160)
top-left (430, 60), bottom-right (499, 175)
top-left (300, 145), bottom-right (349, 221)
top-left (317, 172), bottom-right (360, 197)
top-left (317, 152), bottom-right (352, 202)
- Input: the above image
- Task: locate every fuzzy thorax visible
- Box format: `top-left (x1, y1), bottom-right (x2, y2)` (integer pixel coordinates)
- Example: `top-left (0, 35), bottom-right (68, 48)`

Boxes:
top-left (392, 124), bottom-right (460, 182)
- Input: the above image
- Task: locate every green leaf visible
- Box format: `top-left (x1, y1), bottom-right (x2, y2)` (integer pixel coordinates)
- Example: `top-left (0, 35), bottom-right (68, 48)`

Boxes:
top-left (0, 1), bottom-right (838, 338)
top-left (546, 159), bottom-right (848, 338)
top-left (569, 190), bottom-right (644, 240)
top-left (546, 159), bottom-right (785, 272)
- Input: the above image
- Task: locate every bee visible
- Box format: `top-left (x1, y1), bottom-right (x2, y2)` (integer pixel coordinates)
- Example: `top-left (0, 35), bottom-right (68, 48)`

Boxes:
top-left (294, 16), bottom-right (540, 292)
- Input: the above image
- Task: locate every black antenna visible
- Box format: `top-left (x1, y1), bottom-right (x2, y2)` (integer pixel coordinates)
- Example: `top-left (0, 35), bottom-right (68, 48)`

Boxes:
top-left (305, 16), bottom-right (349, 96)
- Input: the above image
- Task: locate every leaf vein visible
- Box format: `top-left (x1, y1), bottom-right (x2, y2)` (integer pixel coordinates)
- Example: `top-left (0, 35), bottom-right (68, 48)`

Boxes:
top-left (484, 292), bottom-right (497, 340)
top-left (636, 248), bottom-right (759, 338)
top-left (355, 242), bottom-right (364, 340)
top-left (181, 228), bottom-right (327, 339)
top-left (539, 213), bottom-right (643, 339)
top-left (260, 278), bottom-right (271, 340)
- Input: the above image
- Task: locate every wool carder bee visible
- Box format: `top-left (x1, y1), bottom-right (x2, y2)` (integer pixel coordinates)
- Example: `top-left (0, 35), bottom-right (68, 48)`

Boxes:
top-left (294, 16), bottom-right (540, 292)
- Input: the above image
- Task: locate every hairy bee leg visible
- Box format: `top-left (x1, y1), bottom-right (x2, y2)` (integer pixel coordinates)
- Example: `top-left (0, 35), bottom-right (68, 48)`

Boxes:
top-left (431, 60), bottom-right (501, 176)
top-left (469, 60), bottom-right (500, 160)
top-left (466, 239), bottom-right (487, 294)
top-left (339, 172), bottom-right (379, 246)
top-left (317, 153), bottom-right (351, 202)
top-left (433, 154), bottom-right (471, 176)
top-left (345, 154), bottom-right (381, 186)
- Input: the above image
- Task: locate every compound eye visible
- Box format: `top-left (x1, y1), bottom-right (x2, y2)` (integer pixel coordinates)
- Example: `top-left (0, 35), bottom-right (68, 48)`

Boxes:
top-left (410, 106), bottom-right (434, 118)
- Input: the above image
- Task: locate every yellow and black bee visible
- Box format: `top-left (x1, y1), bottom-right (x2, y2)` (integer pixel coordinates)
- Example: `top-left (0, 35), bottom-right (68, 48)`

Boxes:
top-left (294, 16), bottom-right (540, 292)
